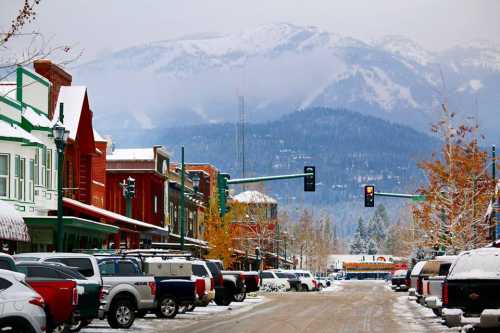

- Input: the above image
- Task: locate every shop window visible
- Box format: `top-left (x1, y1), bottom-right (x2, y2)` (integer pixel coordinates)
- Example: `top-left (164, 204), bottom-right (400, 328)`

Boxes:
top-left (29, 159), bottom-right (34, 202)
top-left (0, 154), bottom-right (9, 198)
top-left (46, 149), bottom-right (52, 190)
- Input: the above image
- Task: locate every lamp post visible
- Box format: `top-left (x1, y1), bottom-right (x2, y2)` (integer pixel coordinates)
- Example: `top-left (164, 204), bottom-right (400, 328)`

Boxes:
top-left (53, 121), bottom-right (69, 252)
top-left (180, 146), bottom-right (185, 250)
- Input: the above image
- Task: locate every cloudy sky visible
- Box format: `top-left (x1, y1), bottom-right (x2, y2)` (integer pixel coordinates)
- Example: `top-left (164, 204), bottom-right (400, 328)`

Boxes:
top-left (1, 0), bottom-right (499, 62)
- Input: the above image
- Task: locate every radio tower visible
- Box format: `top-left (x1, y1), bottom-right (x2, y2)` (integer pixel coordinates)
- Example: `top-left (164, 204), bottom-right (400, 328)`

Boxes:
top-left (237, 95), bottom-right (246, 185)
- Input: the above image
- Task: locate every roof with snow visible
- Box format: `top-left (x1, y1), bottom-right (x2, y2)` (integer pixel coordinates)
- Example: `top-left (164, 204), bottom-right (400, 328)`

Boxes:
top-left (107, 148), bottom-right (155, 161)
top-left (0, 83), bottom-right (16, 100)
top-left (23, 106), bottom-right (52, 129)
top-left (53, 86), bottom-right (87, 140)
top-left (0, 121), bottom-right (42, 145)
top-left (233, 190), bottom-right (277, 204)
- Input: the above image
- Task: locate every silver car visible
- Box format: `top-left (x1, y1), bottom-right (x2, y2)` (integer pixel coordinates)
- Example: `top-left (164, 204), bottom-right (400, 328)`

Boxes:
top-left (0, 268), bottom-right (46, 333)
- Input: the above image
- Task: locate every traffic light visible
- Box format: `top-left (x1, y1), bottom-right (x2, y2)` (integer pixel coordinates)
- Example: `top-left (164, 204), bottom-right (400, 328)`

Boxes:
top-left (217, 173), bottom-right (230, 217)
top-left (364, 185), bottom-right (375, 207)
top-left (304, 166), bottom-right (315, 192)
top-left (127, 177), bottom-right (136, 198)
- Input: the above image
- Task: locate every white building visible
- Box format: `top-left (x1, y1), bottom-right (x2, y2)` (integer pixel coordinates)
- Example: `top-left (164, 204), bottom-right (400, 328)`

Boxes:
top-left (0, 67), bottom-right (59, 248)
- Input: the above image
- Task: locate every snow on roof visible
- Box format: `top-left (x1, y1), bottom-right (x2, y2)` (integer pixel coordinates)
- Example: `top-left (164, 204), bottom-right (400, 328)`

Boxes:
top-left (23, 106), bottom-right (52, 129)
top-left (0, 200), bottom-right (30, 242)
top-left (233, 190), bottom-right (277, 204)
top-left (0, 83), bottom-right (16, 100)
top-left (93, 129), bottom-right (106, 142)
top-left (54, 86), bottom-right (87, 140)
top-left (107, 148), bottom-right (154, 161)
top-left (0, 121), bottom-right (42, 145)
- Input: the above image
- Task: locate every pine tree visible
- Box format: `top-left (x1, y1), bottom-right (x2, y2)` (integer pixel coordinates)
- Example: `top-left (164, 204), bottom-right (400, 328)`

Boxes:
top-left (356, 217), bottom-right (368, 241)
top-left (367, 239), bottom-right (378, 255)
top-left (349, 230), bottom-right (366, 254)
top-left (368, 205), bottom-right (388, 246)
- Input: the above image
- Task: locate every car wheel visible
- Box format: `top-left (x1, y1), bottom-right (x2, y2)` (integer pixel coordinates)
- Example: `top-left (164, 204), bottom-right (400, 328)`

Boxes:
top-left (186, 304), bottom-right (196, 312)
top-left (0, 319), bottom-right (36, 333)
top-left (301, 284), bottom-right (309, 291)
top-left (214, 295), bottom-right (232, 306)
top-left (107, 299), bottom-right (136, 329)
top-left (233, 292), bottom-right (246, 302)
top-left (156, 296), bottom-right (178, 319)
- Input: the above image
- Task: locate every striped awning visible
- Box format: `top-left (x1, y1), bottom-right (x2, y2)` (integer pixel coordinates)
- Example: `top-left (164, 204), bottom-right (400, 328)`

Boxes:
top-left (0, 201), bottom-right (30, 242)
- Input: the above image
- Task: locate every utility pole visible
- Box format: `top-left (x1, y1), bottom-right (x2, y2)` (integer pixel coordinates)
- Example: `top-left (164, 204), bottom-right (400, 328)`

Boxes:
top-left (180, 146), bottom-right (185, 250)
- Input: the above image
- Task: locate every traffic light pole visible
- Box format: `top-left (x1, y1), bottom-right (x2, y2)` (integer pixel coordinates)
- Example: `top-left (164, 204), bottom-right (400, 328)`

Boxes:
top-left (226, 172), bottom-right (314, 185)
top-left (375, 192), bottom-right (426, 202)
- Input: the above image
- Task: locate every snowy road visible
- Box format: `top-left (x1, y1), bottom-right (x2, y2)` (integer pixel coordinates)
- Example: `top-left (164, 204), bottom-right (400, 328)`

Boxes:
top-left (82, 281), bottom-right (462, 333)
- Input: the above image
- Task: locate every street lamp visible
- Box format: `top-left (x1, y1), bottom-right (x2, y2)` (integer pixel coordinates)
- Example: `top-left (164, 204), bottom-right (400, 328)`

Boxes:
top-left (53, 121), bottom-right (69, 252)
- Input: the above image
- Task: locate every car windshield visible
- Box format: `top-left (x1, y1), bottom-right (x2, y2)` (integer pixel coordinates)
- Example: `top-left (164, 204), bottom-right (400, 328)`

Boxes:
top-left (276, 273), bottom-right (292, 278)
top-left (448, 251), bottom-right (500, 280)
top-left (193, 264), bottom-right (209, 277)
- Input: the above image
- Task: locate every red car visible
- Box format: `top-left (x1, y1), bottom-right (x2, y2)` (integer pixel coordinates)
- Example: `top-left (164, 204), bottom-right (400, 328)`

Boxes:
top-left (26, 278), bottom-right (78, 332)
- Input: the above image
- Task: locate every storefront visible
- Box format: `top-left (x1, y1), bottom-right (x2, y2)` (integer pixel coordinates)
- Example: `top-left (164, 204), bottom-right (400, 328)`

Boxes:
top-left (0, 201), bottom-right (31, 254)
top-left (23, 216), bottom-right (119, 252)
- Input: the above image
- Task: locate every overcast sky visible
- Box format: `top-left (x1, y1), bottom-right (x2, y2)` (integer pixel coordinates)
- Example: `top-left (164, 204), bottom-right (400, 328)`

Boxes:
top-left (1, 0), bottom-right (499, 62)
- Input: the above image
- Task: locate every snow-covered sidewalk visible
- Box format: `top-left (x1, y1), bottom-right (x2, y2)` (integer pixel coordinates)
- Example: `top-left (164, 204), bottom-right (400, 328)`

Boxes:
top-left (81, 295), bottom-right (267, 333)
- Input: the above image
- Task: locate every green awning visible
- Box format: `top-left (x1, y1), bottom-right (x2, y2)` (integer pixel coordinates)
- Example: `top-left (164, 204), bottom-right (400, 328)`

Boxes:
top-left (24, 216), bottom-right (119, 234)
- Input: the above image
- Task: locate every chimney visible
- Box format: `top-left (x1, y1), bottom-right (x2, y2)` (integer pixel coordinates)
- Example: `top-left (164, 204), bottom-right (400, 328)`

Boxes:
top-left (33, 59), bottom-right (72, 120)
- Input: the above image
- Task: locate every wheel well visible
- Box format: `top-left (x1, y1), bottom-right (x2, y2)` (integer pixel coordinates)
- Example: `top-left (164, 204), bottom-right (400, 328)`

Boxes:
top-left (112, 291), bottom-right (138, 309)
top-left (301, 283), bottom-right (309, 290)
top-left (0, 316), bottom-right (34, 331)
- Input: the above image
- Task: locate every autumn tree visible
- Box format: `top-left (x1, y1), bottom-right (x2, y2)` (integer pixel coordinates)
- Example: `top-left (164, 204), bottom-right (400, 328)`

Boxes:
top-left (412, 104), bottom-right (497, 251)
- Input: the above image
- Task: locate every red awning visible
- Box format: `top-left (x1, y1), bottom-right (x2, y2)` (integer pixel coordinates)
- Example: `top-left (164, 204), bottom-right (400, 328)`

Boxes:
top-left (63, 198), bottom-right (168, 235)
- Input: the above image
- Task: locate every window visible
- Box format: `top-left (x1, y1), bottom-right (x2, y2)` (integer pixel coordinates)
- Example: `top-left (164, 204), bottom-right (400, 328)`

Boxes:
top-left (46, 149), bottom-right (52, 190)
top-left (34, 150), bottom-right (39, 185)
top-left (261, 272), bottom-right (274, 279)
top-left (117, 261), bottom-right (139, 276)
top-left (99, 261), bottom-right (115, 276)
top-left (26, 265), bottom-right (60, 279)
top-left (192, 264), bottom-right (209, 277)
top-left (0, 277), bottom-right (12, 291)
top-left (29, 159), bottom-right (34, 201)
top-left (41, 148), bottom-right (46, 187)
top-left (18, 158), bottom-right (25, 201)
top-left (45, 258), bottom-right (94, 277)
top-left (0, 154), bottom-right (9, 197)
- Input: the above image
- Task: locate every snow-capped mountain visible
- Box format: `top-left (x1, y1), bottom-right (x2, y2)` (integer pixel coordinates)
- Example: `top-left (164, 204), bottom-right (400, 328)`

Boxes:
top-left (73, 23), bottom-right (500, 143)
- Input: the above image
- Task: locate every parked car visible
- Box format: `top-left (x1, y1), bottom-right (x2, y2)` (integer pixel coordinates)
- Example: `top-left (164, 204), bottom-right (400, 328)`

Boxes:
top-left (16, 261), bottom-right (101, 332)
top-left (25, 271), bottom-right (78, 332)
top-left (220, 270), bottom-right (247, 301)
top-left (289, 270), bottom-right (316, 291)
top-left (408, 261), bottom-right (427, 297)
top-left (97, 257), bottom-right (156, 328)
top-left (206, 260), bottom-right (243, 306)
top-left (419, 256), bottom-right (456, 314)
top-left (0, 269), bottom-right (46, 333)
top-left (140, 256), bottom-right (197, 318)
top-left (390, 269), bottom-right (409, 291)
top-left (241, 271), bottom-right (260, 296)
top-left (442, 248), bottom-right (500, 329)
top-left (275, 271), bottom-right (301, 291)
top-left (0, 253), bottom-right (17, 271)
top-left (14, 253), bottom-right (102, 285)
top-left (261, 271), bottom-right (289, 291)
top-left (315, 277), bottom-right (328, 289)
top-left (191, 260), bottom-right (215, 306)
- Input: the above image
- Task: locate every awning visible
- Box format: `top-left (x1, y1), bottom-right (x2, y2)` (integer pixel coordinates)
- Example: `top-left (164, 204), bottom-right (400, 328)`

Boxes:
top-left (63, 198), bottom-right (168, 235)
top-left (0, 201), bottom-right (30, 242)
top-left (24, 216), bottom-right (119, 234)
top-left (169, 232), bottom-right (208, 246)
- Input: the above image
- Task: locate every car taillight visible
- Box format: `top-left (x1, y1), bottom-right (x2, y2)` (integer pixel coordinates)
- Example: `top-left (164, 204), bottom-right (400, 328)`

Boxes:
top-left (72, 287), bottom-right (79, 306)
top-left (148, 282), bottom-right (157, 296)
top-left (218, 272), bottom-right (224, 286)
top-left (196, 278), bottom-right (205, 297)
top-left (313, 279), bottom-right (317, 288)
top-left (255, 275), bottom-right (260, 286)
top-left (240, 273), bottom-right (245, 283)
top-left (29, 296), bottom-right (45, 308)
top-left (210, 277), bottom-right (215, 290)
top-left (442, 282), bottom-right (448, 306)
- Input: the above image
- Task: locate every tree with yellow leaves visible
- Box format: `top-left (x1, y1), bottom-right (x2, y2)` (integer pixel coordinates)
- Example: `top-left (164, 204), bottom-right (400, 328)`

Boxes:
top-left (413, 104), bottom-right (497, 252)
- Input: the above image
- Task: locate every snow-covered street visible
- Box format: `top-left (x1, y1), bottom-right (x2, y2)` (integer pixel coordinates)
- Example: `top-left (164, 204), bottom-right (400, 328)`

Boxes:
top-left (82, 281), bottom-right (465, 333)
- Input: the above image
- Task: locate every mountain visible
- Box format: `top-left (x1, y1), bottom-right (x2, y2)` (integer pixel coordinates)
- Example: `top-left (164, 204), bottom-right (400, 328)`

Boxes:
top-left (109, 108), bottom-right (439, 206)
top-left (74, 23), bottom-right (500, 143)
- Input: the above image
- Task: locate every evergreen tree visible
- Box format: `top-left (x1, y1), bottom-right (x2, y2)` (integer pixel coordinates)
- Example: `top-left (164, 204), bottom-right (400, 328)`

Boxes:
top-left (349, 230), bottom-right (366, 254)
top-left (368, 204), bottom-right (389, 246)
top-left (356, 217), bottom-right (368, 241)
top-left (367, 239), bottom-right (378, 255)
